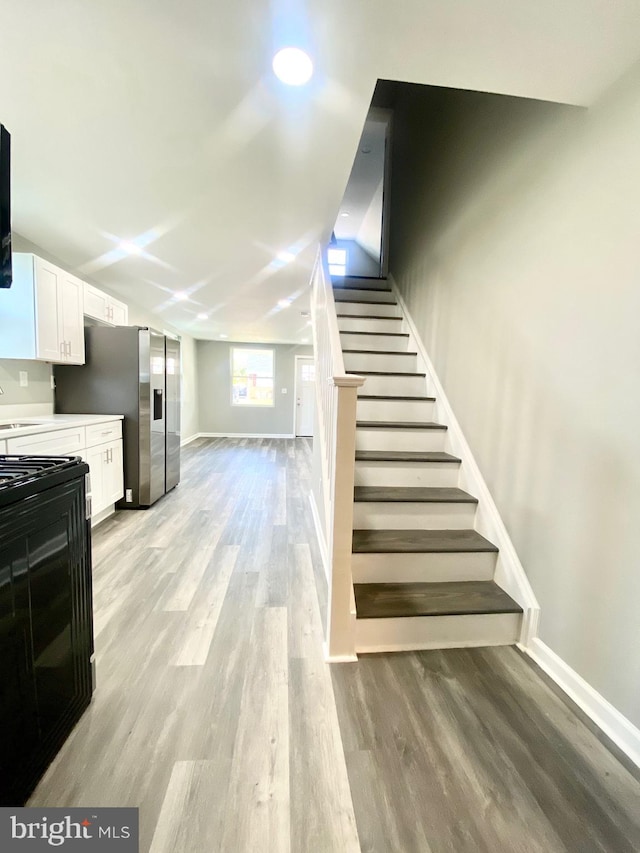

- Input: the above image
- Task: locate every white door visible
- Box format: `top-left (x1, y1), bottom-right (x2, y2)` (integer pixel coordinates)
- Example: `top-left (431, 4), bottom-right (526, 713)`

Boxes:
top-left (295, 357), bottom-right (315, 437)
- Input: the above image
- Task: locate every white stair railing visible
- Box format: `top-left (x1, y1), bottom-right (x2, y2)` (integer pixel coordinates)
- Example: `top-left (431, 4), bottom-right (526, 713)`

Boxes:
top-left (311, 248), bottom-right (364, 660)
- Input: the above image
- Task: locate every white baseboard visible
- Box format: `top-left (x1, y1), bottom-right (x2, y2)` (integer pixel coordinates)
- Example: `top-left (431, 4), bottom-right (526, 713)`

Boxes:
top-left (199, 432), bottom-right (295, 439)
top-left (91, 504), bottom-right (116, 528)
top-left (309, 491), bottom-right (330, 583)
top-left (323, 641), bottom-right (358, 663)
top-left (523, 638), bottom-right (640, 769)
top-left (390, 276), bottom-right (539, 644)
top-left (180, 433), bottom-right (201, 447)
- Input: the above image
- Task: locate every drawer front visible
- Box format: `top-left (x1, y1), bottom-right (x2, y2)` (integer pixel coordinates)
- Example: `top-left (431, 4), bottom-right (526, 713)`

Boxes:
top-left (85, 420), bottom-right (122, 448)
top-left (7, 427), bottom-right (86, 457)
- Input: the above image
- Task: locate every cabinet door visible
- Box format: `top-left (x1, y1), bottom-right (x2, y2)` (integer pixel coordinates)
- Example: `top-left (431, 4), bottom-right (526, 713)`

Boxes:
top-left (85, 445), bottom-right (106, 517)
top-left (59, 273), bottom-right (85, 364)
top-left (33, 257), bottom-right (63, 361)
top-left (109, 298), bottom-right (128, 326)
top-left (83, 283), bottom-right (109, 323)
top-left (105, 440), bottom-right (124, 505)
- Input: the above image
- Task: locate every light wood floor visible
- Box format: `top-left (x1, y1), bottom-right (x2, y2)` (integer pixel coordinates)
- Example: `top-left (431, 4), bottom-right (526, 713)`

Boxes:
top-left (30, 438), bottom-right (640, 852)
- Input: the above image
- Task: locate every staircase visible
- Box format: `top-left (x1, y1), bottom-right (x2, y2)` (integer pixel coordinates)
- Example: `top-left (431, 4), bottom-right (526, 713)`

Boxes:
top-left (334, 275), bottom-right (523, 653)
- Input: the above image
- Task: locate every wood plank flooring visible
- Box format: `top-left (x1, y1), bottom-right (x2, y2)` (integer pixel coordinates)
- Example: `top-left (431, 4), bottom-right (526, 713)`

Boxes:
top-left (29, 438), bottom-right (640, 853)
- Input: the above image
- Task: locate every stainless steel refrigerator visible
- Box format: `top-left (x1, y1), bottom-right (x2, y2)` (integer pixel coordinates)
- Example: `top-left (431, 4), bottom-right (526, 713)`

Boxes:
top-left (55, 326), bottom-right (180, 508)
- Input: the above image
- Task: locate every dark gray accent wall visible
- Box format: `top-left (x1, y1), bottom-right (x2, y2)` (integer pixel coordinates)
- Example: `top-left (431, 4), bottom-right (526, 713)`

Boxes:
top-left (384, 70), bottom-right (640, 727)
top-left (197, 341), bottom-right (313, 435)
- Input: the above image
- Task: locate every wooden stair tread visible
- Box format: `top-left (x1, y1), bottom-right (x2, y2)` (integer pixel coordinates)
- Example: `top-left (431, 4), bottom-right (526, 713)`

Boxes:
top-left (333, 285), bottom-right (393, 292)
top-left (348, 370), bottom-right (425, 377)
top-left (356, 420), bottom-right (446, 430)
top-left (334, 298), bottom-right (397, 306)
top-left (352, 528), bottom-right (498, 553)
top-left (332, 275), bottom-right (388, 282)
top-left (354, 581), bottom-right (522, 619)
top-left (337, 314), bottom-right (402, 320)
top-left (343, 349), bottom-right (417, 356)
top-left (339, 331), bottom-right (409, 338)
top-left (355, 450), bottom-right (459, 462)
top-left (358, 395), bottom-right (436, 401)
top-left (354, 486), bottom-right (477, 503)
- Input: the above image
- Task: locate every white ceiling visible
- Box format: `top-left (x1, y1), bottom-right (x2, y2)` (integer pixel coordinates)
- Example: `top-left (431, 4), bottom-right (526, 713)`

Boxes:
top-left (1, 1), bottom-right (639, 342)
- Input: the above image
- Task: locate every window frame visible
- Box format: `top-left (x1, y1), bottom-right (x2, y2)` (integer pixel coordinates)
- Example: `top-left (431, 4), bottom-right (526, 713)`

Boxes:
top-left (230, 346), bottom-right (276, 408)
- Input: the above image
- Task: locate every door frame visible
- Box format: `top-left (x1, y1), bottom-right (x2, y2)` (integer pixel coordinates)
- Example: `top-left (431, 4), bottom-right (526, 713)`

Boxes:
top-left (294, 355), bottom-right (315, 437)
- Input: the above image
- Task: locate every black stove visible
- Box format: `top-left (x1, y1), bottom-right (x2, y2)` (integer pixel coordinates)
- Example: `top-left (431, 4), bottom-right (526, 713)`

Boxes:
top-left (0, 452), bottom-right (93, 805)
top-left (0, 455), bottom-right (88, 507)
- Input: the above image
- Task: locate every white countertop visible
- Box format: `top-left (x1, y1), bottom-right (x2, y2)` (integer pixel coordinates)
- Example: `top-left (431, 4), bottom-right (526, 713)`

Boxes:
top-left (0, 414), bottom-right (124, 439)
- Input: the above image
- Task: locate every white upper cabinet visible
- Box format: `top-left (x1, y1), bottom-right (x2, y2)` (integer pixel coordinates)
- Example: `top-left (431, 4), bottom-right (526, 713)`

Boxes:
top-left (0, 253), bottom-right (85, 363)
top-left (84, 282), bottom-right (128, 326)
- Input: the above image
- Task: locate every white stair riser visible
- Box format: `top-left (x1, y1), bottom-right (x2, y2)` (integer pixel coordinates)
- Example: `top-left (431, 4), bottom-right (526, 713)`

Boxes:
top-left (356, 428), bottom-right (446, 452)
top-left (356, 398), bottom-right (435, 422)
top-left (340, 333), bottom-right (409, 352)
top-left (357, 374), bottom-right (426, 396)
top-left (334, 288), bottom-right (395, 304)
top-left (338, 317), bottom-right (403, 334)
top-left (335, 301), bottom-right (400, 318)
top-left (335, 277), bottom-right (390, 291)
top-left (351, 550), bottom-right (497, 583)
top-left (355, 612), bottom-right (522, 653)
top-left (354, 461), bottom-right (459, 488)
top-left (344, 352), bottom-right (417, 373)
top-left (352, 501), bottom-right (477, 530)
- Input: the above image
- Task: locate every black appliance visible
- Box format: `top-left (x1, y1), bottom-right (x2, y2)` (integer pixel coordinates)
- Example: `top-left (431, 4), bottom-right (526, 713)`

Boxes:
top-left (0, 455), bottom-right (94, 805)
top-left (0, 124), bottom-right (11, 288)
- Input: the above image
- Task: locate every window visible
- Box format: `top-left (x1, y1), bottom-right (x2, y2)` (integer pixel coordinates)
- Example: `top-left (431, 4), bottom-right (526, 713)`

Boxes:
top-left (231, 347), bottom-right (274, 407)
top-left (300, 362), bottom-right (315, 382)
top-left (328, 247), bottom-right (347, 277)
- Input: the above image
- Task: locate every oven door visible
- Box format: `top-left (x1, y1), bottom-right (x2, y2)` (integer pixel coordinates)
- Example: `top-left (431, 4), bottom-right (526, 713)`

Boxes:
top-left (0, 473), bottom-right (92, 805)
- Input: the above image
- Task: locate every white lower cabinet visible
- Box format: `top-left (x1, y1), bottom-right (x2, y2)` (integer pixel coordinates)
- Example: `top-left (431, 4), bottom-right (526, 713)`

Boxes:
top-left (5, 419), bottom-right (124, 524)
top-left (85, 440), bottom-right (123, 517)
top-left (83, 420), bottom-right (124, 520)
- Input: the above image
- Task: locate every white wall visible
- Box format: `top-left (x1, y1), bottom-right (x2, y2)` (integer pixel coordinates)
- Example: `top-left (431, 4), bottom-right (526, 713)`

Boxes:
top-left (197, 341), bottom-right (312, 436)
top-left (356, 177), bottom-right (384, 262)
top-left (388, 66), bottom-right (640, 727)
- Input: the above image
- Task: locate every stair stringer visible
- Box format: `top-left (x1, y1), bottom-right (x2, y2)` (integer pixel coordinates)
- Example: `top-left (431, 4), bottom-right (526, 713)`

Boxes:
top-left (388, 274), bottom-right (540, 647)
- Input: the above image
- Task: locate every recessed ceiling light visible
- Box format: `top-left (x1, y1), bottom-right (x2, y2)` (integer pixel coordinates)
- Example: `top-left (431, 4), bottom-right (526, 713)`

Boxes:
top-left (197, 313), bottom-right (208, 320)
top-left (340, 212), bottom-right (349, 217)
top-left (278, 298), bottom-right (292, 309)
top-left (272, 47), bottom-right (313, 86)
top-left (174, 291), bottom-right (189, 301)
top-left (277, 251), bottom-right (295, 263)
top-left (301, 338), bottom-right (309, 343)
top-left (219, 334), bottom-right (228, 339)
top-left (119, 241), bottom-right (142, 255)
top-left (361, 146), bottom-right (371, 154)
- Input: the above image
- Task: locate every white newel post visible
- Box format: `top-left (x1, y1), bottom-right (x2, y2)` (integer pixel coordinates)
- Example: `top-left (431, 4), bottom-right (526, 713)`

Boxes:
top-left (325, 375), bottom-right (364, 661)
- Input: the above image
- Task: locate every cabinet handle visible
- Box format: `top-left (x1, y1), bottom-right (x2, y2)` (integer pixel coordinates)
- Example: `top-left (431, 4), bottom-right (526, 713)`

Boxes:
top-left (66, 341), bottom-right (71, 358)
top-left (60, 341), bottom-right (65, 359)
top-left (108, 447), bottom-right (113, 463)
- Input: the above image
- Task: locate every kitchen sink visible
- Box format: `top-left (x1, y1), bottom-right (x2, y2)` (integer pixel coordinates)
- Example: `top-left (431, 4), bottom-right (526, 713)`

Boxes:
top-left (0, 422), bottom-right (44, 430)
